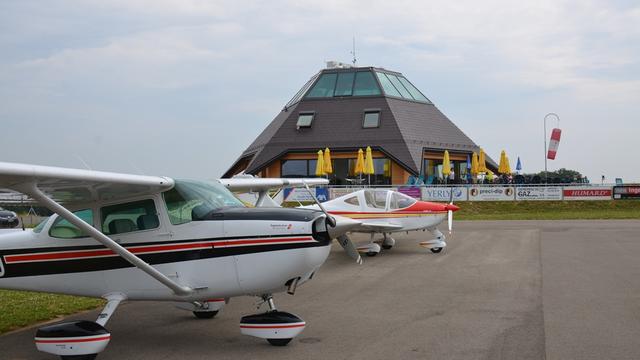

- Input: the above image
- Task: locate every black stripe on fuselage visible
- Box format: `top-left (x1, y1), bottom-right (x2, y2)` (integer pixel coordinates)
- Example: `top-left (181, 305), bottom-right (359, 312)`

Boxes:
top-left (0, 235), bottom-right (326, 278)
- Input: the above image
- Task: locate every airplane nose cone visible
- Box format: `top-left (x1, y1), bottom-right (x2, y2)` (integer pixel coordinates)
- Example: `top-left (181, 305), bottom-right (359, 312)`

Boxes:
top-left (445, 204), bottom-right (460, 212)
top-left (326, 215), bottom-right (362, 239)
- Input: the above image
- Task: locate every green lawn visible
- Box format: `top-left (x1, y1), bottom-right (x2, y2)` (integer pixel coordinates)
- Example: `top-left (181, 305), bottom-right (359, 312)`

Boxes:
top-left (0, 290), bottom-right (104, 334)
top-left (456, 200), bottom-right (640, 220)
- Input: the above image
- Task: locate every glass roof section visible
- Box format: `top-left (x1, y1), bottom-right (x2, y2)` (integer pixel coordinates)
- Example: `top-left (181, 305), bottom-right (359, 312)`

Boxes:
top-left (286, 68), bottom-right (431, 106)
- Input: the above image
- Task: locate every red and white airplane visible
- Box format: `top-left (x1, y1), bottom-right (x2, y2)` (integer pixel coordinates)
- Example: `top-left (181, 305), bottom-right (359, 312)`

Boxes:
top-left (304, 189), bottom-right (459, 260)
top-left (0, 162), bottom-right (361, 360)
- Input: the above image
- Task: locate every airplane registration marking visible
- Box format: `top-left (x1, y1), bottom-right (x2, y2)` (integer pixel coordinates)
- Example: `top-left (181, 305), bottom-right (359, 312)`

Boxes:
top-left (3, 236), bottom-right (315, 264)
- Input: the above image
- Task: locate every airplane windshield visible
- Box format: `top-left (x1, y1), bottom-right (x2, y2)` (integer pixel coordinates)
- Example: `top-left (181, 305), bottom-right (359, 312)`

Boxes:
top-left (389, 192), bottom-right (417, 210)
top-left (163, 180), bottom-right (245, 225)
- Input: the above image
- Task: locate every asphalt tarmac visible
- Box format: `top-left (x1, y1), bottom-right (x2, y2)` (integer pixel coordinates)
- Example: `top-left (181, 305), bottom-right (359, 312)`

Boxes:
top-left (1, 220), bottom-right (639, 360)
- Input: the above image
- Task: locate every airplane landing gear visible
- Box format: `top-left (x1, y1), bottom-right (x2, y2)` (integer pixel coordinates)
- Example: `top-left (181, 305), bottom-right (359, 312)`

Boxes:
top-left (61, 355), bottom-right (97, 360)
top-left (419, 227), bottom-right (447, 254)
top-left (240, 294), bottom-right (306, 346)
top-left (381, 233), bottom-right (395, 250)
top-left (359, 234), bottom-right (381, 256)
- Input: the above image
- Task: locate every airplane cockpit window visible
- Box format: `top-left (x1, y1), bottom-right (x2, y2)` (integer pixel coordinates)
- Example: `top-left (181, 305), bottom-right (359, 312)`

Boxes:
top-left (32, 217), bottom-right (50, 233)
top-left (363, 190), bottom-right (388, 209)
top-left (163, 180), bottom-right (245, 225)
top-left (101, 199), bottom-right (158, 235)
top-left (388, 192), bottom-right (417, 210)
top-left (344, 196), bottom-right (360, 206)
top-left (49, 209), bottom-right (93, 239)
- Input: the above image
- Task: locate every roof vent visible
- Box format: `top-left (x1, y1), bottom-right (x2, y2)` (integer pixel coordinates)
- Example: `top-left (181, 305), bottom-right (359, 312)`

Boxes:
top-left (326, 60), bottom-right (353, 69)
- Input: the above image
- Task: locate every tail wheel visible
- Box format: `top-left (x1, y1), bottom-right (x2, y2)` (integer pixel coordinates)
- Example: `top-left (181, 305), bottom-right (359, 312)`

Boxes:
top-left (430, 247), bottom-right (443, 254)
top-left (193, 310), bottom-right (218, 319)
top-left (267, 338), bottom-right (292, 346)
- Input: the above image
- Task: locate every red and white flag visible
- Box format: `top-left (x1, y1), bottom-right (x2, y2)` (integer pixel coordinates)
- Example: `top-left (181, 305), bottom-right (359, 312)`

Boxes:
top-left (547, 128), bottom-right (562, 160)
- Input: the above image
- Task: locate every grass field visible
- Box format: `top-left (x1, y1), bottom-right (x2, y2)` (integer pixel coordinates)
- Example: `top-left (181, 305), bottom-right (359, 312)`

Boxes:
top-left (0, 200), bottom-right (638, 336)
top-left (0, 291), bottom-right (104, 335)
top-left (455, 200), bottom-right (640, 220)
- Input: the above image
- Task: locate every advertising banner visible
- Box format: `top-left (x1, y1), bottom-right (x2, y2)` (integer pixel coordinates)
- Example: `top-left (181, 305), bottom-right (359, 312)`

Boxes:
top-left (422, 187), bottom-right (468, 202)
top-left (468, 186), bottom-right (515, 201)
top-left (515, 186), bottom-right (562, 201)
top-left (562, 186), bottom-right (612, 200)
top-left (397, 186), bottom-right (422, 199)
top-left (613, 186), bottom-right (640, 200)
top-left (284, 187), bottom-right (329, 202)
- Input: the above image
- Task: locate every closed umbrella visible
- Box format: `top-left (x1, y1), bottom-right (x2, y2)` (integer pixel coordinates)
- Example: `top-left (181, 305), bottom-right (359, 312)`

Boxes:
top-left (516, 157), bottom-right (522, 173)
top-left (487, 170), bottom-right (494, 181)
top-left (478, 148), bottom-right (487, 173)
top-left (442, 150), bottom-right (451, 177)
top-left (354, 148), bottom-right (365, 175)
top-left (323, 148), bottom-right (333, 175)
top-left (498, 150), bottom-right (508, 175)
top-left (471, 152), bottom-right (479, 176)
top-left (505, 156), bottom-right (511, 174)
top-left (364, 146), bottom-right (375, 185)
top-left (315, 150), bottom-right (325, 177)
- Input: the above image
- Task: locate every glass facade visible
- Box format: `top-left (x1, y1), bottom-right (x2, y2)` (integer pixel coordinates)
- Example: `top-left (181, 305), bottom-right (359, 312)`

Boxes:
top-left (281, 157), bottom-right (391, 185)
top-left (305, 71), bottom-right (383, 99)
top-left (306, 73), bottom-right (337, 98)
top-left (422, 158), bottom-right (472, 184)
top-left (353, 71), bottom-right (381, 96)
top-left (334, 72), bottom-right (355, 96)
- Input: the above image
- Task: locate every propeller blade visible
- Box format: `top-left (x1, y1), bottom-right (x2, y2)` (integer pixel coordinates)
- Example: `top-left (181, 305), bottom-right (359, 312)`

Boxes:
top-left (337, 235), bottom-right (363, 264)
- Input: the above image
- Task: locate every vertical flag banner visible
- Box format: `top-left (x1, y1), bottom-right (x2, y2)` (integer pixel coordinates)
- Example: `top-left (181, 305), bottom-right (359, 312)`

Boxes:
top-left (547, 128), bottom-right (562, 160)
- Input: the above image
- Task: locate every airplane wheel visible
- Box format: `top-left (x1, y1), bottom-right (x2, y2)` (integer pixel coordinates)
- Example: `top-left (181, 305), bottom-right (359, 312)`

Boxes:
top-left (193, 310), bottom-right (218, 319)
top-left (366, 251), bottom-right (378, 257)
top-left (61, 355), bottom-right (97, 360)
top-left (267, 338), bottom-right (292, 346)
top-left (382, 244), bottom-right (393, 250)
top-left (430, 247), bottom-right (443, 254)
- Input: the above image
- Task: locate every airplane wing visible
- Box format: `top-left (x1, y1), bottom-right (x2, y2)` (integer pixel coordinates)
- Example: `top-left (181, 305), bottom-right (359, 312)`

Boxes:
top-left (0, 161), bottom-right (173, 204)
top-left (0, 161), bottom-right (191, 295)
top-left (218, 178), bottom-right (328, 193)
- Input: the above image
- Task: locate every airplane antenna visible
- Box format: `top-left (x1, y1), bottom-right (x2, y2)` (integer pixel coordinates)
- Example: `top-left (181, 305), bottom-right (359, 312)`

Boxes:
top-left (75, 155), bottom-right (92, 170)
top-left (350, 36), bottom-right (357, 66)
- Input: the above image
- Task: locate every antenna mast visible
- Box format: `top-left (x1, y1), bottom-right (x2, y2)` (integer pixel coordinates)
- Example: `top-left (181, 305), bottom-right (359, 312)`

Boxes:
top-left (351, 36), bottom-right (357, 66)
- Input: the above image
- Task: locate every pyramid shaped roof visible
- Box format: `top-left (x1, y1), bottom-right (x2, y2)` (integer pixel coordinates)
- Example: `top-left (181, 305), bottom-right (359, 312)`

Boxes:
top-left (224, 66), bottom-right (490, 177)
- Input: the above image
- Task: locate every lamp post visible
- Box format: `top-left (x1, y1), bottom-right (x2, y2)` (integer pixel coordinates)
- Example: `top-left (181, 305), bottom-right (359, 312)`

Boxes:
top-left (543, 113), bottom-right (560, 184)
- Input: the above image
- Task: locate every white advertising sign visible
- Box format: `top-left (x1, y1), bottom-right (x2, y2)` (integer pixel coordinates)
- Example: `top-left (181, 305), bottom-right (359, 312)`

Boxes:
top-left (422, 187), bottom-right (468, 201)
top-left (468, 186), bottom-right (515, 201)
top-left (515, 186), bottom-right (562, 201)
top-left (563, 186), bottom-right (612, 200)
top-left (329, 188), bottom-right (359, 200)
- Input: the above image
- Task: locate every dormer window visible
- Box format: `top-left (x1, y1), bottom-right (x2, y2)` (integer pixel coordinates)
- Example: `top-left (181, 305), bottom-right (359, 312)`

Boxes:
top-left (363, 110), bottom-right (380, 128)
top-left (297, 112), bottom-right (315, 129)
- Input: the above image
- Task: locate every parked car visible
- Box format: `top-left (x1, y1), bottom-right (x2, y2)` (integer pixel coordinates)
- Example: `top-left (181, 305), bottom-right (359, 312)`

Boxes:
top-left (0, 207), bottom-right (19, 228)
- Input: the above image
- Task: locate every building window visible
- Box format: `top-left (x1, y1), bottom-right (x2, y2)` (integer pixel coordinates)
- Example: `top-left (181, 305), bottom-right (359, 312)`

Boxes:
top-left (306, 73), bottom-right (337, 98)
top-left (281, 159), bottom-right (309, 177)
top-left (296, 112), bottom-right (314, 129)
top-left (375, 71), bottom-right (402, 97)
top-left (353, 71), bottom-right (382, 96)
top-left (363, 110), bottom-right (380, 128)
top-left (334, 72), bottom-right (355, 96)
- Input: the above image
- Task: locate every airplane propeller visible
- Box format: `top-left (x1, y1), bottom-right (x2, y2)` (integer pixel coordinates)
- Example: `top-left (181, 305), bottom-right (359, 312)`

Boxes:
top-left (303, 182), bottom-right (363, 264)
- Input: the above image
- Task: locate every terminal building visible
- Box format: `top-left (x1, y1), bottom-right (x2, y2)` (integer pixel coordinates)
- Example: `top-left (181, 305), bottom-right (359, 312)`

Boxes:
top-left (224, 62), bottom-right (496, 185)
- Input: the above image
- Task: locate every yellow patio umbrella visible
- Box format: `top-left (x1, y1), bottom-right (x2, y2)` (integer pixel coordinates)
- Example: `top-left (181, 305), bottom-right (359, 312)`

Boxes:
top-left (498, 150), bottom-right (508, 175)
top-left (364, 146), bottom-right (375, 175)
top-left (478, 148), bottom-right (487, 173)
top-left (323, 147), bottom-right (333, 174)
top-left (442, 150), bottom-right (451, 177)
top-left (505, 156), bottom-right (511, 174)
top-left (487, 170), bottom-right (494, 181)
top-left (354, 148), bottom-right (365, 175)
top-left (471, 152), bottom-right (479, 176)
top-left (315, 150), bottom-right (325, 176)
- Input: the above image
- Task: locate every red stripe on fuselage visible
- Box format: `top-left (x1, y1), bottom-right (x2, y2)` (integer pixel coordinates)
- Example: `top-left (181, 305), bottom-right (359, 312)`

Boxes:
top-left (35, 335), bottom-right (111, 344)
top-left (3, 237), bottom-right (314, 264)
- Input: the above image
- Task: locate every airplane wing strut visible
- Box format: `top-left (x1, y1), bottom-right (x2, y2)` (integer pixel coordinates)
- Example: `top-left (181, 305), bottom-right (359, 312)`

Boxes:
top-left (14, 182), bottom-right (193, 296)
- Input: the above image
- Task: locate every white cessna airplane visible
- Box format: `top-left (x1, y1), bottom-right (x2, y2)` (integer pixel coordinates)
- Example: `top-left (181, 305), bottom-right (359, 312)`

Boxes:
top-left (0, 162), bottom-right (361, 360)
top-left (303, 188), bottom-right (459, 259)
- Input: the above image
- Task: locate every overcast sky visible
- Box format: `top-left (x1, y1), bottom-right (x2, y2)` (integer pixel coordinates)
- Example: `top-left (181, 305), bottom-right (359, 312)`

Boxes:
top-left (1, 1), bottom-right (639, 183)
